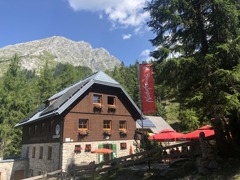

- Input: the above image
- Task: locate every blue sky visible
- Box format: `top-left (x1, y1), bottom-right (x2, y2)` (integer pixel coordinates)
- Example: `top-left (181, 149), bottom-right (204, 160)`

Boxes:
top-left (0, 0), bottom-right (155, 66)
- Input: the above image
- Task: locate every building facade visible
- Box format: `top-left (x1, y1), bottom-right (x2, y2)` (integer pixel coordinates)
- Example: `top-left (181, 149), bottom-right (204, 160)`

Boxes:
top-left (15, 71), bottom-right (142, 177)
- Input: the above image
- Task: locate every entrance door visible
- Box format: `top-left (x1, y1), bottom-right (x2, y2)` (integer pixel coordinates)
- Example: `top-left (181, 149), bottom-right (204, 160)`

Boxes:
top-left (103, 144), bottom-right (112, 162)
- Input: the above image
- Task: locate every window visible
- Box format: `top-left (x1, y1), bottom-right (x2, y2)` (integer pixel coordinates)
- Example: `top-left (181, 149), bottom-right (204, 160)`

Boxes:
top-left (39, 146), bottom-right (43, 159)
top-left (41, 123), bottom-right (45, 133)
top-left (85, 144), bottom-right (91, 152)
top-left (26, 147), bottom-right (29, 158)
top-left (93, 94), bottom-right (102, 103)
top-left (74, 145), bottom-right (82, 153)
top-left (34, 125), bottom-right (37, 135)
top-left (78, 119), bottom-right (88, 130)
top-left (108, 96), bottom-right (117, 112)
top-left (119, 120), bottom-right (127, 130)
top-left (28, 126), bottom-right (32, 135)
top-left (32, 147), bottom-right (36, 158)
top-left (93, 94), bottom-right (102, 111)
top-left (47, 146), bottom-right (52, 160)
top-left (120, 143), bottom-right (127, 150)
top-left (108, 96), bottom-right (115, 105)
top-left (49, 120), bottom-right (54, 132)
top-left (103, 120), bottom-right (112, 130)
top-left (119, 121), bottom-right (127, 137)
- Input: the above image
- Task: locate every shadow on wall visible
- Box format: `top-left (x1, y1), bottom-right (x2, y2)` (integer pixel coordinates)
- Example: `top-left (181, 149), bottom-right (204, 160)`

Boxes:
top-left (67, 153), bottom-right (76, 177)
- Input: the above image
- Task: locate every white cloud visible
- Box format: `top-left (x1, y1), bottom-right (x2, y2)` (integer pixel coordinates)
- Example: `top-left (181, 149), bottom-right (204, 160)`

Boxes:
top-left (140, 49), bottom-right (155, 63)
top-left (68, 0), bottom-right (150, 31)
top-left (122, 34), bottom-right (132, 40)
top-left (140, 49), bottom-right (150, 57)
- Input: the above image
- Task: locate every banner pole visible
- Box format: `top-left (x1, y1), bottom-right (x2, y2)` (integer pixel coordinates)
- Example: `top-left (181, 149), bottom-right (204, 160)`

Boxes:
top-left (137, 62), bottom-right (144, 149)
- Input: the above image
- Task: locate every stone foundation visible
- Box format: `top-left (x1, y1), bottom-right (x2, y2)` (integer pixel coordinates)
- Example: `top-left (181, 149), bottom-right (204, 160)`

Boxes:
top-left (62, 140), bottom-right (136, 171)
top-left (22, 143), bottom-right (60, 177)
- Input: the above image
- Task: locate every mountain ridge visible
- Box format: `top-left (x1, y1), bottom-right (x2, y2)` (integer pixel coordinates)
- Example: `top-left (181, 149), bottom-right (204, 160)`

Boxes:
top-left (0, 36), bottom-right (121, 75)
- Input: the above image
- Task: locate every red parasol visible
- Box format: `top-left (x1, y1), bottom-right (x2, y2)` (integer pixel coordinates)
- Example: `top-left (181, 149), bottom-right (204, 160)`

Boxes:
top-left (129, 145), bottom-right (133, 155)
top-left (149, 129), bottom-right (186, 142)
top-left (91, 148), bottom-right (113, 154)
top-left (185, 125), bottom-right (215, 140)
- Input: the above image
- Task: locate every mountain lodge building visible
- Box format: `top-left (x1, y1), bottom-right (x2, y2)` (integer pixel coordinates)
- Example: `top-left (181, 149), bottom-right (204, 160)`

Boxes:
top-left (14, 71), bottom-right (142, 177)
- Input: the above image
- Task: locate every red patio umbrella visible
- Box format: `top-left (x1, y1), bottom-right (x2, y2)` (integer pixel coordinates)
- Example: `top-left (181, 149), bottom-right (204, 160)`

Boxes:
top-left (185, 125), bottom-right (215, 140)
top-left (149, 129), bottom-right (186, 142)
top-left (91, 148), bottom-right (113, 154)
top-left (129, 145), bottom-right (133, 155)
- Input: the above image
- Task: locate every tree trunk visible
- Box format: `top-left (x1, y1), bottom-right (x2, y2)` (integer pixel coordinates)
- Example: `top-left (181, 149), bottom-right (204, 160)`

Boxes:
top-left (212, 118), bottom-right (234, 156)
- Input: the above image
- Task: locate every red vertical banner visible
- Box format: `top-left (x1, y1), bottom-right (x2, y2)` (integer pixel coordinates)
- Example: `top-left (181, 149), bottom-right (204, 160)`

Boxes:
top-left (139, 64), bottom-right (156, 114)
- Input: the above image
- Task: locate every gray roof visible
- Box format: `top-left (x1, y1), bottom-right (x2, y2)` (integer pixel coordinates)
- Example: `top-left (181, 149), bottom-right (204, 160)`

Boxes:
top-left (136, 116), bottom-right (173, 134)
top-left (16, 71), bottom-right (141, 127)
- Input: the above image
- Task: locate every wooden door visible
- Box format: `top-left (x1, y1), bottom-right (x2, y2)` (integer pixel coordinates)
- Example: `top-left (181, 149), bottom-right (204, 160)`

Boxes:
top-left (14, 170), bottom-right (24, 180)
top-left (103, 144), bottom-right (112, 162)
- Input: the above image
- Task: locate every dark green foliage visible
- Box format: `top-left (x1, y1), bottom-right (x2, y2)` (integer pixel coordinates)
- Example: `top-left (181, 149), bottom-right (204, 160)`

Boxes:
top-left (0, 55), bottom-right (36, 157)
top-left (146, 0), bottom-right (240, 152)
top-left (37, 61), bottom-right (56, 103)
top-left (0, 56), bottom-right (92, 158)
top-left (145, 0), bottom-right (240, 60)
top-left (54, 63), bottom-right (92, 91)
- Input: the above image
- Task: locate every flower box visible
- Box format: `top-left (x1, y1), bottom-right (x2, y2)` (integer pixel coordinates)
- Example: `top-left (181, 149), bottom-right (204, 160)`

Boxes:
top-left (103, 130), bottom-right (112, 136)
top-left (79, 130), bottom-right (90, 135)
top-left (119, 129), bottom-right (127, 134)
top-left (93, 103), bottom-right (102, 109)
top-left (108, 105), bottom-right (117, 110)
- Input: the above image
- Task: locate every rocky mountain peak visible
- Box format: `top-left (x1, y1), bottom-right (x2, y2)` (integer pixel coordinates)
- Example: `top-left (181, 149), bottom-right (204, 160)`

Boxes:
top-left (0, 36), bottom-right (121, 74)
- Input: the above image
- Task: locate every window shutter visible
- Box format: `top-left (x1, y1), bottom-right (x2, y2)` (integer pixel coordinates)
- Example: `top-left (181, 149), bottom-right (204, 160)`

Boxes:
top-left (98, 144), bottom-right (104, 163)
top-left (112, 144), bottom-right (117, 159)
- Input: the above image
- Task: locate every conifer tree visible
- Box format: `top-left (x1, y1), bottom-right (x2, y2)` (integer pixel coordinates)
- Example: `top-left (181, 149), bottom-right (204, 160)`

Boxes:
top-left (0, 55), bottom-right (33, 157)
top-left (37, 61), bottom-right (56, 104)
top-left (146, 0), bottom-right (240, 153)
